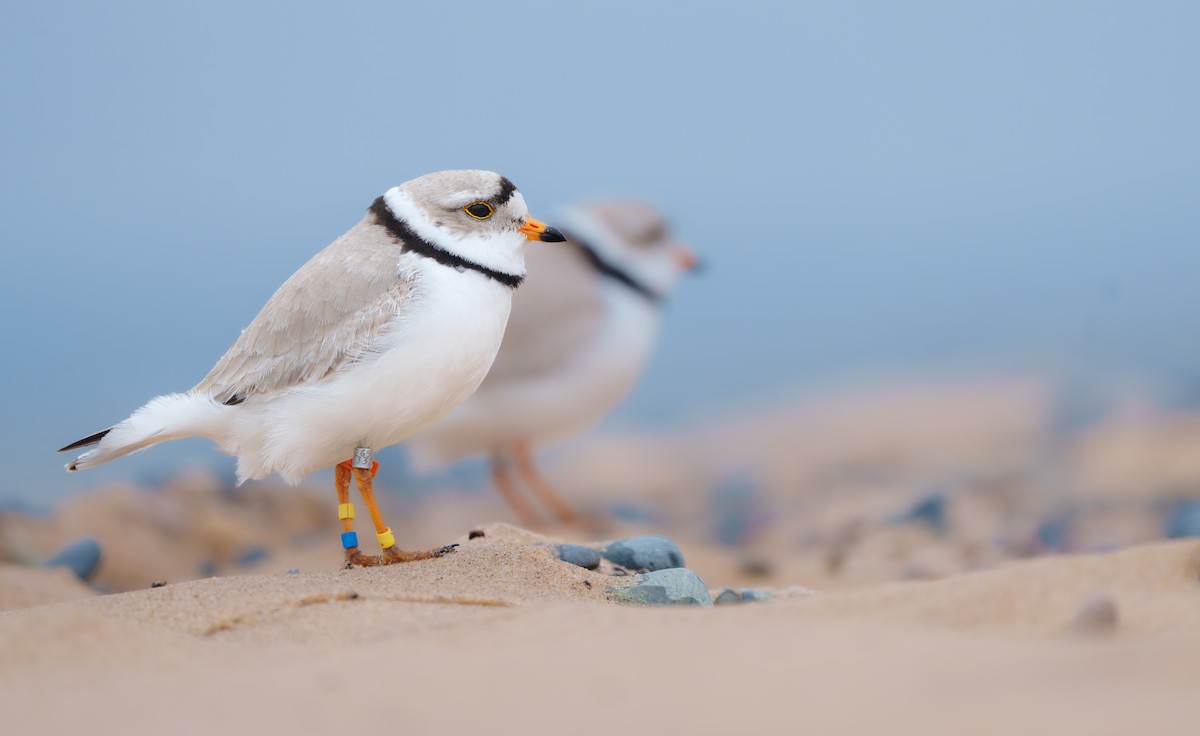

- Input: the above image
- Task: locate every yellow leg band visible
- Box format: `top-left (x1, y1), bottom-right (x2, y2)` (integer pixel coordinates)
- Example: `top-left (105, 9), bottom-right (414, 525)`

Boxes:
top-left (376, 528), bottom-right (395, 550)
top-left (337, 503), bottom-right (355, 521)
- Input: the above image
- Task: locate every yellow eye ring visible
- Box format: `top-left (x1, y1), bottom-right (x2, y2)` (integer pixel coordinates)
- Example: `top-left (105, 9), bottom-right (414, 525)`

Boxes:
top-left (464, 202), bottom-right (494, 220)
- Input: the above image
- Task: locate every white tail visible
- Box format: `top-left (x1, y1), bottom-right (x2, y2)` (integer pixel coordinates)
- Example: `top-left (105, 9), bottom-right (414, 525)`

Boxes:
top-left (63, 393), bottom-right (225, 472)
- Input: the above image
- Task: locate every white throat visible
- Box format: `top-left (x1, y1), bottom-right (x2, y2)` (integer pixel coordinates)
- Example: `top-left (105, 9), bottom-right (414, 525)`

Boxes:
top-left (383, 188), bottom-right (528, 279)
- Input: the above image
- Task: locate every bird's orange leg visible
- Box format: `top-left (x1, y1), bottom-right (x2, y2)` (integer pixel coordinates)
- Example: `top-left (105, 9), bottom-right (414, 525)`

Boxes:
top-left (336, 461), bottom-right (357, 553)
top-left (491, 454), bottom-right (543, 528)
top-left (514, 441), bottom-right (578, 525)
top-left (338, 447), bottom-right (457, 567)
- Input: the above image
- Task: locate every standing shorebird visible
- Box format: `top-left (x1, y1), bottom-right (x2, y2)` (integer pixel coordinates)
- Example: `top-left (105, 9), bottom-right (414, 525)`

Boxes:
top-left (59, 170), bottom-right (565, 566)
top-left (409, 201), bottom-right (696, 527)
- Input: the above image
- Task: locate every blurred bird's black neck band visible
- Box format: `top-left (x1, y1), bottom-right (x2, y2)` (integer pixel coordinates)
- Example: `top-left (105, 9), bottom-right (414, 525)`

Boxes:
top-left (369, 197), bottom-right (524, 289)
top-left (571, 238), bottom-right (662, 304)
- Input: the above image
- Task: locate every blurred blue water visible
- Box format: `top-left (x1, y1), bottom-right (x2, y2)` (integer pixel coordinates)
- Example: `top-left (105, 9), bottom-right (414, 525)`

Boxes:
top-left (2, 2), bottom-right (1198, 505)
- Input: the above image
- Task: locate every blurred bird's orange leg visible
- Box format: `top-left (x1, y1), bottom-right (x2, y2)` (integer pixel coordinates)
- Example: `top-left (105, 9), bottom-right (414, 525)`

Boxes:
top-left (491, 455), bottom-right (543, 528)
top-left (514, 442), bottom-right (578, 525)
top-left (341, 448), bottom-right (458, 567)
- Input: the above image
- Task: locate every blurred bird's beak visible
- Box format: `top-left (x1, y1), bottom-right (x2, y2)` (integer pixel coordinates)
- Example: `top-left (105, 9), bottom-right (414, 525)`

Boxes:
top-left (519, 216), bottom-right (566, 242)
top-left (671, 243), bottom-right (701, 272)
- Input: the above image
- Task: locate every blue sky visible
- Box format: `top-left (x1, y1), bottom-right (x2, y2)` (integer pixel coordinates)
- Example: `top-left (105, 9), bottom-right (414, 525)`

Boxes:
top-left (2, 2), bottom-right (1198, 504)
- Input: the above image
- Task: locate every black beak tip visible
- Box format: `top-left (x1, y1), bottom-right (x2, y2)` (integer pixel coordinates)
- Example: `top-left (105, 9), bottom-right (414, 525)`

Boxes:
top-left (539, 226), bottom-right (566, 243)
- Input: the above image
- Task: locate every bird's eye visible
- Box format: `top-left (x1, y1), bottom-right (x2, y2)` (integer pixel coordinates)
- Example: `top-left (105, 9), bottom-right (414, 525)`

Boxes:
top-left (464, 202), bottom-right (494, 220)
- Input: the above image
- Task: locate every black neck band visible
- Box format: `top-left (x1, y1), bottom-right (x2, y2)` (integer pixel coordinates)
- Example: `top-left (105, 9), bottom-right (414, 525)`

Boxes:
top-left (570, 236), bottom-right (662, 304)
top-left (369, 197), bottom-right (524, 289)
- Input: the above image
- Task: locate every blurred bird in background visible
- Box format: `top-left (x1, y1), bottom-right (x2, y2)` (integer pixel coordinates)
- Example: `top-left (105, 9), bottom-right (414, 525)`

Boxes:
top-left (409, 201), bottom-right (698, 527)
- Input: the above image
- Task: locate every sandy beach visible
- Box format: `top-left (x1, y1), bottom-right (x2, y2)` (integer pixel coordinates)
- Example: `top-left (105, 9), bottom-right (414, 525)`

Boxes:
top-left (5, 384), bottom-right (1200, 735)
top-left (4, 538), bottom-right (1199, 736)
top-left (2, 524), bottom-right (1199, 735)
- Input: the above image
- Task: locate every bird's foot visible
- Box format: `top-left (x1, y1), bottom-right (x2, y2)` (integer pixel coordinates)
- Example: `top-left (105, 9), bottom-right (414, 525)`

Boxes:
top-left (384, 543), bottom-right (460, 563)
top-left (344, 544), bottom-right (459, 567)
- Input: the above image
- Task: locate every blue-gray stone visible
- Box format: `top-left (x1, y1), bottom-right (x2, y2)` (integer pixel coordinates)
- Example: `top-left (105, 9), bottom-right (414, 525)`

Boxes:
top-left (602, 536), bottom-right (685, 571)
top-left (890, 493), bottom-right (947, 533)
top-left (713, 587), bottom-right (773, 604)
top-left (741, 588), bottom-right (773, 602)
top-left (1165, 500), bottom-right (1200, 539)
top-left (235, 546), bottom-right (270, 566)
top-left (557, 544), bottom-right (601, 570)
top-left (42, 538), bottom-right (102, 581)
top-left (714, 587), bottom-right (742, 605)
top-left (286, 568), bottom-right (300, 575)
top-left (608, 568), bottom-right (713, 607)
top-left (1036, 517), bottom-right (1071, 551)
top-left (711, 471), bottom-right (768, 546)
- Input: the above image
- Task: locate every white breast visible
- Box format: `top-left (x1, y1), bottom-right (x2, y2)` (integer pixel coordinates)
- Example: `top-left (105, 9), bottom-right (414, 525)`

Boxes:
top-left (226, 258), bottom-right (514, 483)
top-left (410, 281), bottom-right (661, 465)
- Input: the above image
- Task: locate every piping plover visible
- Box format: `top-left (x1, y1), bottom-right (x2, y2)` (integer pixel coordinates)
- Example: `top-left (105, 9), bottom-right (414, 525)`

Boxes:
top-left (59, 169), bottom-right (565, 566)
top-left (409, 201), bottom-right (696, 526)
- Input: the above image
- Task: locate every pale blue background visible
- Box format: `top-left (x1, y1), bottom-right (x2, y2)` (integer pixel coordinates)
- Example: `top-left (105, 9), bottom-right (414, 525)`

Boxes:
top-left (2, 2), bottom-right (1198, 505)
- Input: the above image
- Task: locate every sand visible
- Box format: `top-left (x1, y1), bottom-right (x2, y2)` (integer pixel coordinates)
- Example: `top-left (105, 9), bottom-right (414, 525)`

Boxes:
top-left (2, 523), bottom-right (1198, 735)
top-left (6, 383), bottom-right (1200, 734)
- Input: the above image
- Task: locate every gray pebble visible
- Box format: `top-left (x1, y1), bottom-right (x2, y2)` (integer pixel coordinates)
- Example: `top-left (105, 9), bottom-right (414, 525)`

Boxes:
top-left (602, 535), bottom-right (685, 571)
top-left (741, 588), bottom-right (773, 602)
top-left (608, 568), bottom-right (713, 607)
top-left (1165, 500), bottom-right (1200, 539)
top-left (42, 538), bottom-right (102, 581)
top-left (235, 546), bottom-right (270, 566)
top-left (1068, 594), bottom-right (1119, 635)
top-left (713, 587), bottom-right (773, 605)
top-left (714, 587), bottom-right (742, 605)
top-left (286, 568), bottom-right (300, 575)
top-left (557, 544), bottom-right (601, 570)
top-left (890, 493), bottom-right (947, 533)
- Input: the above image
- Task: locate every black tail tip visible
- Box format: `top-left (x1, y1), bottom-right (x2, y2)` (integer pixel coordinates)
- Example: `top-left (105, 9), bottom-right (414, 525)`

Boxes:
top-left (58, 428), bottom-right (112, 454)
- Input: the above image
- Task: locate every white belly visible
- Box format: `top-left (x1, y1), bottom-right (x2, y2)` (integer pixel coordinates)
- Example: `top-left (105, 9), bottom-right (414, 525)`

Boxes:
top-left (227, 266), bottom-right (513, 483)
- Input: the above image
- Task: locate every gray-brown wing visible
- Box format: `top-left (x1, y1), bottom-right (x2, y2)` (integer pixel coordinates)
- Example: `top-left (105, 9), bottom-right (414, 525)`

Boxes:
top-left (193, 217), bottom-right (415, 404)
top-left (480, 244), bottom-right (606, 386)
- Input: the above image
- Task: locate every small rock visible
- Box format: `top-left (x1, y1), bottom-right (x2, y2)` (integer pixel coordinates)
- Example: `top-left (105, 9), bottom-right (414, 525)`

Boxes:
top-left (602, 536), bottom-right (685, 571)
top-left (1068, 594), bottom-right (1119, 636)
top-left (286, 568), bottom-right (300, 575)
top-left (468, 529), bottom-right (486, 540)
top-left (1036, 517), bottom-right (1071, 551)
top-left (235, 546), bottom-right (270, 566)
top-left (741, 588), bottom-right (772, 602)
top-left (1165, 500), bottom-right (1200, 539)
top-left (42, 538), bottom-right (102, 581)
top-left (608, 568), bottom-right (713, 607)
top-left (890, 493), bottom-right (947, 533)
top-left (557, 544), bottom-right (601, 570)
top-left (714, 587), bottom-right (773, 605)
top-left (738, 558), bottom-right (774, 578)
top-left (711, 471), bottom-right (770, 546)
top-left (714, 587), bottom-right (742, 605)
top-left (150, 580), bottom-right (168, 588)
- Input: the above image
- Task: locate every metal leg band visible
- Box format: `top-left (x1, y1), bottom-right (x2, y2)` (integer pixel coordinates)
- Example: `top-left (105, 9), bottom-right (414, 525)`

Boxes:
top-left (352, 447), bottom-right (373, 470)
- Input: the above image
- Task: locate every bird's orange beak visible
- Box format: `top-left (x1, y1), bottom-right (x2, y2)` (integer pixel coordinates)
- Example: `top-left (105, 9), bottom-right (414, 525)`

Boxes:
top-left (519, 216), bottom-right (566, 242)
top-left (670, 243), bottom-right (701, 272)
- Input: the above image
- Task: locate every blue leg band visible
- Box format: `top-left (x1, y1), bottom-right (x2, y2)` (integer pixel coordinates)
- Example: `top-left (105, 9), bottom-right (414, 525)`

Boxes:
top-left (341, 531), bottom-right (359, 549)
